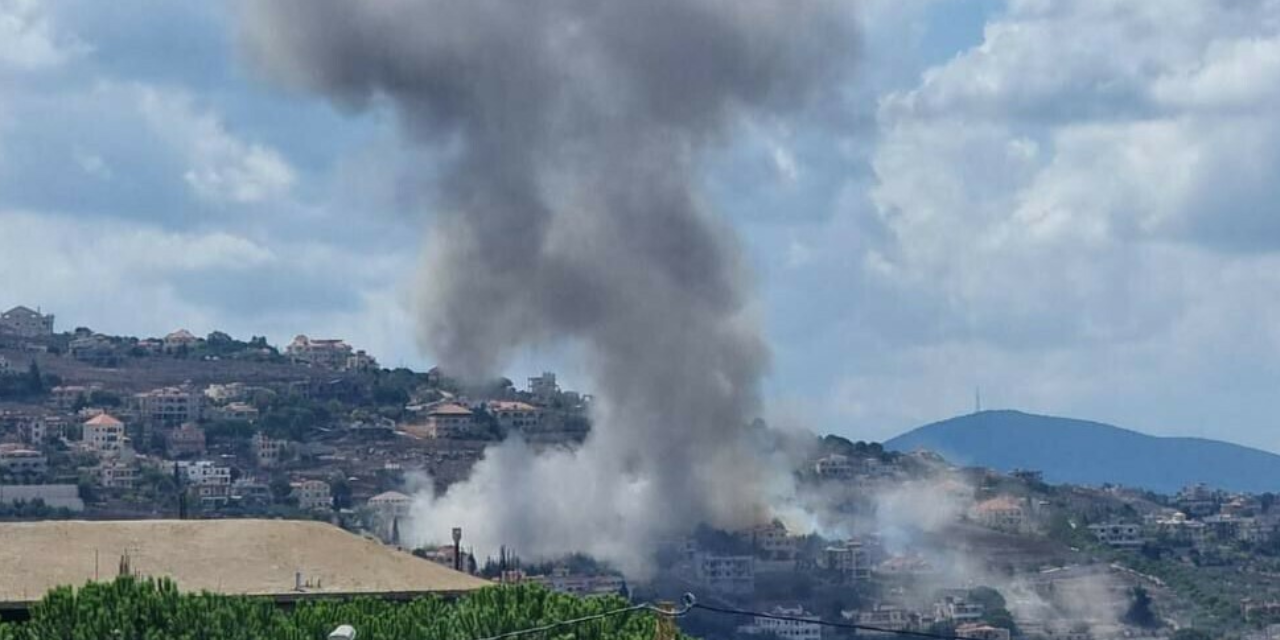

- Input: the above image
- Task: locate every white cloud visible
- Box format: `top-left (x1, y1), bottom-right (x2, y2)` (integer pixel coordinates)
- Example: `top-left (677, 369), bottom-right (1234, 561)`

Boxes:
top-left (135, 86), bottom-right (296, 204)
top-left (805, 0), bottom-right (1280, 446)
top-left (0, 0), bottom-right (88, 71)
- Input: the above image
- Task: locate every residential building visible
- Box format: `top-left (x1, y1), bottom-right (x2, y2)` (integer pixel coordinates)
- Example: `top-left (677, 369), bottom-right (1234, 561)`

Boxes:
top-left (825, 539), bottom-right (870, 582)
top-left (98, 460), bottom-right (139, 489)
top-left (163, 329), bottom-right (200, 352)
top-left (204, 383), bottom-right (249, 403)
top-left (0, 306), bottom-right (54, 337)
top-left (0, 484), bottom-right (83, 511)
top-left (209, 401), bottom-right (259, 422)
top-left (528, 372), bottom-right (559, 401)
top-left (692, 553), bottom-right (754, 594)
top-left (51, 384), bottom-right (98, 410)
top-left (0, 356), bottom-right (13, 376)
top-left (132, 386), bottom-right (203, 426)
top-left (851, 605), bottom-right (916, 634)
top-left (0, 446), bottom-right (47, 479)
top-left (176, 460), bottom-right (232, 488)
top-left (815, 454), bottom-right (856, 480)
top-left (68, 334), bottom-right (116, 365)
top-left (368, 490), bottom-right (413, 518)
top-left (971, 496), bottom-right (1026, 533)
top-left (166, 423), bottom-right (207, 457)
top-left (18, 418), bottom-right (47, 445)
top-left (957, 623), bottom-right (1012, 640)
top-left (418, 403), bottom-right (475, 438)
top-left (291, 479), bottom-right (332, 510)
top-left (83, 413), bottom-right (126, 455)
top-left (740, 606), bottom-right (821, 640)
top-left (528, 566), bottom-right (626, 597)
top-left (1088, 523), bottom-right (1144, 548)
top-left (286, 335), bottom-right (354, 369)
top-left (231, 479), bottom-right (272, 506)
top-left (345, 350), bottom-right (379, 372)
top-left (253, 432), bottom-right (287, 467)
top-left (935, 597), bottom-right (985, 623)
top-left (487, 400), bottom-right (541, 432)
top-left (748, 520), bottom-right (797, 560)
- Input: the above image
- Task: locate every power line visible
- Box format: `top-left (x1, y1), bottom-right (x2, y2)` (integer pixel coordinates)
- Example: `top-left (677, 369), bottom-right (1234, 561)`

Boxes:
top-left (465, 593), bottom-right (982, 640)
top-left (690, 602), bottom-right (976, 640)
top-left (472, 600), bottom-right (692, 640)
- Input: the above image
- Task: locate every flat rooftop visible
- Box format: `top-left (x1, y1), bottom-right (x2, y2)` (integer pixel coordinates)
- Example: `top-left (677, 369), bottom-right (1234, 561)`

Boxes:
top-left (0, 519), bottom-right (489, 606)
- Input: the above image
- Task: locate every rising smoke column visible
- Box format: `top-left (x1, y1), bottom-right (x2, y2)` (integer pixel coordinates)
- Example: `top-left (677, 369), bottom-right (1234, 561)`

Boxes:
top-left (239, 1), bottom-right (857, 573)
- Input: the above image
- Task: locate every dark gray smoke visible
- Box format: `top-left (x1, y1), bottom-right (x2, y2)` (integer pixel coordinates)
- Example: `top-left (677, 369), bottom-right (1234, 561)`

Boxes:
top-left (239, 0), bottom-right (857, 574)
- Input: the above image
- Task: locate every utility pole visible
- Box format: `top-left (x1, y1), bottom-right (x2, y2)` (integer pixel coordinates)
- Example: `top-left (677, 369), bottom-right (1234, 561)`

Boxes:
top-left (452, 527), bottom-right (463, 572)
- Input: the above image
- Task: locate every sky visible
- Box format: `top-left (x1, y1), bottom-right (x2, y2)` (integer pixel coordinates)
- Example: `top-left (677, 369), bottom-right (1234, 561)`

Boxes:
top-left (2, 0), bottom-right (1280, 450)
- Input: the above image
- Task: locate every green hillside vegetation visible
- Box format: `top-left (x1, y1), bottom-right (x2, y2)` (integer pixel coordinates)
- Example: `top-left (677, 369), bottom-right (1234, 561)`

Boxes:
top-left (0, 577), bottom-right (674, 640)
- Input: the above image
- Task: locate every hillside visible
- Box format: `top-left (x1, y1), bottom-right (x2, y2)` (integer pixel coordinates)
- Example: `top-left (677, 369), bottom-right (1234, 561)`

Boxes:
top-left (886, 410), bottom-right (1280, 494)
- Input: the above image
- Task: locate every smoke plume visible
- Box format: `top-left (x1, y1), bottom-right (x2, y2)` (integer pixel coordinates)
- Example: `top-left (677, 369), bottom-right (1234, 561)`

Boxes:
top-left (239, 1), bottom-right (856, 574)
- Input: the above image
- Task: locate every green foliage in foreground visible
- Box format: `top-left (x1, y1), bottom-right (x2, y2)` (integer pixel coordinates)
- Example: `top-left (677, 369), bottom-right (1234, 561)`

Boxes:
top-left (0, 577), bottom-right (672, 640)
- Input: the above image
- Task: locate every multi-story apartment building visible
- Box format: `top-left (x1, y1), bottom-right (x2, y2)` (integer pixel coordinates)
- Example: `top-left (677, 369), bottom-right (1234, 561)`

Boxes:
top-left (0, 445), bottom-right (47, 479)
top-left (133, 386), bottom-right (203, 426)
top-left (285, 335), bottom-right (353, 369)
top-left (253, 432), bottom-right (287, 467)
top-left (487, 401), bottom-right (541, 432)
top-left (692, 553), bottom-right (754, 595)
top-left (420, 403), bottom-right (475, 438)
top-left (83, 413), bottom-right (126, 455)
top-left (166, 423), bottom-right (207, 457)
top-left (290, 479), bottom-right (332, 510)
top-left (0, 306), bottom-right (54, 337)
top-left (740, 606), bottom-right (821, 640)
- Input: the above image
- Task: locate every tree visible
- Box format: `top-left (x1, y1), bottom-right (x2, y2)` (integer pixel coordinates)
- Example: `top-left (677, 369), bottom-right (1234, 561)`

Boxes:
top-left (969, 586), bottom-right (1007, 612)
top-left (1123, 586), bottom-right (1159, 628)
top-left (25, 362), bottom-right (43, 394)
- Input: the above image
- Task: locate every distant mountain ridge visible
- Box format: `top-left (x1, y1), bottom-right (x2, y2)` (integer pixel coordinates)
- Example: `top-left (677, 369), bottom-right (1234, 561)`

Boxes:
top-left (885, 410), bottom-right (1280, 494)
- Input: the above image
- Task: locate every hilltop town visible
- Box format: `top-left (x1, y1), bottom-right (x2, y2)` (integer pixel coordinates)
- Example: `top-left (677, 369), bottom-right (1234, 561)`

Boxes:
top-left (5, 306), bottom-right (1280, 640)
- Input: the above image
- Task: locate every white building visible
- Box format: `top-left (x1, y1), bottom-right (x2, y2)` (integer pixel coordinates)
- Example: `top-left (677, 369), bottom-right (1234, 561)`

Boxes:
top-left (0, 446), bottom-right (47, 478)
top-left (98, 460), bottom-right (139, 489)
top-left (528, 566), bottom-right (626, 597)
top-left (972, 496), bottom-right (1027, 533)
top-left (740, 606), bottom-right (821, 640)
top-left (693, 553), bottom-right (754, 594)
top-left (177, 460), bottom-right (232, 488)
top-left (748, 520), bottom-right (797, 560)
top-left (19, 418), bottom-right (47, 445)
top-left (420, 403), bottom-right (476, 438)
top-left (1088, 523), bottom-right (1144, 547)
top-left (0, 306), bottom-right (54, 337)
top-left (204, 383), bottom-right (248, 403)
top-left (209, 401), bottom-right (259, 422)
top-left (825, 539), bottom-right (870, 582)
top-left (487, 400), bottom-right (541, 432)
top-left (83, 413), bottom-right (127, 455)
top-left (815, 454), bottom-right (856, 480)
top-left (286, 335), bottom-right (354, 369)
top-left (291, 479), bottom-right (332, 510)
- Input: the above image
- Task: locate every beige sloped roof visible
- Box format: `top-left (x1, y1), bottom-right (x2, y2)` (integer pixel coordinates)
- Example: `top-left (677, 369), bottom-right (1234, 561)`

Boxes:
top-left (0, 519), bottom-right (489, 605)
top-left (84, 413), bottom-right (123, 427)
